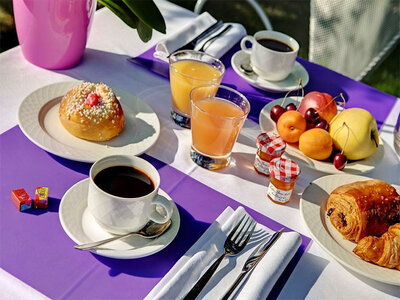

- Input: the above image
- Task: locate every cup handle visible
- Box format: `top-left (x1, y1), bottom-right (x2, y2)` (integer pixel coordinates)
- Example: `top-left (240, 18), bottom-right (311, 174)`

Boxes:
top-left (240, 35), bottom-right (255, 55)
top-left (149, 194), bottom-right (173, 224)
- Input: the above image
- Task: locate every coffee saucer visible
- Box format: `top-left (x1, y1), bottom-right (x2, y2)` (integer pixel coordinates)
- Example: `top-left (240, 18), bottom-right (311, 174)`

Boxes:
top-left (231, 50), bottom-right (309, 93)
top-left (59, 179), bottom-right (180, 259)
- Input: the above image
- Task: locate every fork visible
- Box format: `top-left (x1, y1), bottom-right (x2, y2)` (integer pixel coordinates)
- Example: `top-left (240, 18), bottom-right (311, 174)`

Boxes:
top-left (183, 214), bottom-right (256, 300)
top-left (172, 21), bottom-right (224, 53)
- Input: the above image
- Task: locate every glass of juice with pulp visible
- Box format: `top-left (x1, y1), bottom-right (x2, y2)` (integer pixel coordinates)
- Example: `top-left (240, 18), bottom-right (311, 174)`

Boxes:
top-left (190, 84), bottom-right (250, 170)
top-left (169, 50), bottom-right (225, 128)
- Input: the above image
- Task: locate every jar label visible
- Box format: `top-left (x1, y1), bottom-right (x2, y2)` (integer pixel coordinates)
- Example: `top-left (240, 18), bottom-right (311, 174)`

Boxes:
top-left (254, 155), bottom-right (270, 175)
top-left (267, 181), bottom-right (292, 203)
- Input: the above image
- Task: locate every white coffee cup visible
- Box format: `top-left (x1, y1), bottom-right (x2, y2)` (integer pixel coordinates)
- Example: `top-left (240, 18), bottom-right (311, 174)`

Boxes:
top-left (240, 30), bottom-right (299, 81)
top-left (87, 155), bottom-right (173, 235)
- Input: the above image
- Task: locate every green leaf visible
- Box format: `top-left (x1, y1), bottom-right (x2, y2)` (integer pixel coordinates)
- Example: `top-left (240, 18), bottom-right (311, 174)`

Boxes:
top-left (98, 0), bottom-right (139, 29)
top-left (137, 20), bottom-right (153, 42)
top-left (122, 0), bottom-right (166, 34)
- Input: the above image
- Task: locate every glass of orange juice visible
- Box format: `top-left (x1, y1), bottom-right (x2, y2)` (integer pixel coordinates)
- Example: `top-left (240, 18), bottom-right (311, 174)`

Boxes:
top-left (190, 84), bottom-right (250, 170)
top-left (169, 50), bottom-right (225, 128)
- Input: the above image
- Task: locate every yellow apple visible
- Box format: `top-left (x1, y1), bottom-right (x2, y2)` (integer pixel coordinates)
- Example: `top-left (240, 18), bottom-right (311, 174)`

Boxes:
top-left (329, 108), bottom-right (379, 160)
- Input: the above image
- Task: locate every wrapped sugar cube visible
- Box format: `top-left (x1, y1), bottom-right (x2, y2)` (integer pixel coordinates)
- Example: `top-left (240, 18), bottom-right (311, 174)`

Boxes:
top-left (11, 189), bottom-right (32, 211)
top-left (34, 187), bottom-right (48, 209)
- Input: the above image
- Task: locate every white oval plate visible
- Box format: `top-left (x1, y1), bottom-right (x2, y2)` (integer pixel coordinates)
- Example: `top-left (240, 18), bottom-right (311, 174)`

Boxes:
top-left (300, 174), bottom-right (400, 286)
top-left (259, 97), bottom-right (384, 174)
top-left (59, 178), bottom-right (180, 259)
top-left (18, 81), bottom-right (160, 163)
top-left (231, 50), bottom-right (309, 93)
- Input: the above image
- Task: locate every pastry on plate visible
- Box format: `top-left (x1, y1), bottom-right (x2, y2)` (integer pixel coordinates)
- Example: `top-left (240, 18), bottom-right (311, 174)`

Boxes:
top-left (326, 179), bottom-right (400, 242)
top-left (353, 223), bottom-right (400, 270)
top-left (59, 82), bottom-right (125, 141)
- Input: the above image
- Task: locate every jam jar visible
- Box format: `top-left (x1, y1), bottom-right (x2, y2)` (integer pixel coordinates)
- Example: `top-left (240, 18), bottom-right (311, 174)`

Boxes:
top-left (254, 133), bottom-right (286, 176)
top-left (267, 157), bottom-right (300, 204)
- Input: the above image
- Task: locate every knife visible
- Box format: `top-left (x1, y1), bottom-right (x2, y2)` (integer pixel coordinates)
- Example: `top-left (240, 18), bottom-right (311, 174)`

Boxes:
top-left (172, 20), bottom-right (224, 53)
top-left (127, 57), bottom-right (170, 78)
top-left (221, 228), bottom-right (285, 300)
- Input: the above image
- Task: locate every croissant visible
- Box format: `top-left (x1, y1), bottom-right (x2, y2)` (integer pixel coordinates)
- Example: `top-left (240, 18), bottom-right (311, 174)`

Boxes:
top-left (326, 179), bottom-right (400, 242)
top-left (353, 223), bottom-right (400, 270)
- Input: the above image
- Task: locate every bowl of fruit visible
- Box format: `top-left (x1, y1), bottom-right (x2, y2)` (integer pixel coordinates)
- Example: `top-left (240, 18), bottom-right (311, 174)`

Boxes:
top-left (259, 91), bottom-right (384, 174)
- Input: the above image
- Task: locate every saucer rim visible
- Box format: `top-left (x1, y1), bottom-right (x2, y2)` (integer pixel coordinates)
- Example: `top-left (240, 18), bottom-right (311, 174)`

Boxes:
top-left (230, 50), bottom-right (310, 93)
top-left (59, 178), bottom-right (180, 259)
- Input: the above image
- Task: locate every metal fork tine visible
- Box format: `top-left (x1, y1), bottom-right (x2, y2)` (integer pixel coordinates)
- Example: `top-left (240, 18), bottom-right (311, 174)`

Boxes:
top-left (232, 215), bottom-right (250, 241)
top-left (232, 216), bottom-right (251, 243)
top-left (239, 220), bottom-right (256, 247)
top-left (227, 214), bottom-right (247, 240)
top-left (235, 218), bottom-right (255, 246)
top-left (184, 213), bottom-right (256, 299)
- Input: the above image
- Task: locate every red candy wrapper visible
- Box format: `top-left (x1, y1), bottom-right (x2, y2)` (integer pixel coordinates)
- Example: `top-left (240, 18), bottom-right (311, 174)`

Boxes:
top-left (11, 189), bottom-right (32, 211)
top-left (34, 187), bottom-right (49, 209)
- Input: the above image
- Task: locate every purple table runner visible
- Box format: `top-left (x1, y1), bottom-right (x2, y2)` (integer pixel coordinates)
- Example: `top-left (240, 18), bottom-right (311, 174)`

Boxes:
top-left (138, 44), bottom-right (397, 129)
top-left (1, 41), bottom-right (396, 299)
top-left (0, 126), bottom-right (310, 299)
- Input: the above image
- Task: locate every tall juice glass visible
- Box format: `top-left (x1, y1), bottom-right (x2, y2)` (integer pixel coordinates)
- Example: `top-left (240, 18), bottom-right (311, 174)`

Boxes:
top-left (190, 85), bottom-right (250, 170)
top-left (169, 50), bottom-right (225, 128)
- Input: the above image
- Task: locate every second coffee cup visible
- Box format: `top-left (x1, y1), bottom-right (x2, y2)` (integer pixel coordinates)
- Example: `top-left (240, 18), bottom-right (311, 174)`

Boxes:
top-left (87, 155), bottom-right (173, 235)
top-left (240, 30), bottom-right (299, 81)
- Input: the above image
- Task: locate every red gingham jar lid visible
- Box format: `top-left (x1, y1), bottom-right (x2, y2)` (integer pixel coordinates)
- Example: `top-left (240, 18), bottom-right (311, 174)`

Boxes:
top-left (256, 133), bottom-right (286, 156)
top-left (269, 157), bottom-right (300, 182)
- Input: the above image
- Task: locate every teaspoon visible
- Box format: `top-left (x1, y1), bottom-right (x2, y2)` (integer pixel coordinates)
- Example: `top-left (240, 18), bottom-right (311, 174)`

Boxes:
top-left (74, 219), bottom-right (172, 250)
top-left (240, 62), bottom-right (254, 74)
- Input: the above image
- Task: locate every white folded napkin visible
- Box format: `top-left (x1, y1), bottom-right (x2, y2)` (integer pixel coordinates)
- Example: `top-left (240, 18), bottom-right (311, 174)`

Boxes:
top-left (145, 206), bottom-right (302, 300)
top-left (154, 12), bottom-right (246, 62)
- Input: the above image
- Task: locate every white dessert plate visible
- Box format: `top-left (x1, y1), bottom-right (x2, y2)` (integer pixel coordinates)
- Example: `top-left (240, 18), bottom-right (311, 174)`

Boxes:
top-left (59, 178), bottom-right (180, 259)
top-left (18, 81), bottom-right (160, 163)
top-left (300, 174), bottom-right (400, 286)
top-left (259, 97), bottom-right (384, 174)
top-left (231, 50), bottom-right (309, 93)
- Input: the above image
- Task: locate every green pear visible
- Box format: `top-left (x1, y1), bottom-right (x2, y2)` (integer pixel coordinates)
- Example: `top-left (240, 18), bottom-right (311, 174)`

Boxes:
top-left (329, 108), bottom-right (379, 160)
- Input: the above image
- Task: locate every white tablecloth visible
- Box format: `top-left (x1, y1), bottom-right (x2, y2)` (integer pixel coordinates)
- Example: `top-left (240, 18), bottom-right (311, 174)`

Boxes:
top-left (0, 1), bottom-right (399, 299)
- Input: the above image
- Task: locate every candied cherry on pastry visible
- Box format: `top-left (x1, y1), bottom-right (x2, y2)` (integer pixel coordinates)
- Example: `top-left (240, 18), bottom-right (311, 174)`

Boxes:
top-left (85, 92), bottom-right (100, 107)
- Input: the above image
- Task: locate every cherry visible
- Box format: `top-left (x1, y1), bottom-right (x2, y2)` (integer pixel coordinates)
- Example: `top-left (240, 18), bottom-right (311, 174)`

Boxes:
top-left (315, 119), bottom-right (328, 130)
top-left (306, 122), bottom-right (316, 130)
top-left (305, 108), bottom-right (320, 124)
top-left (285, 103), bottom-right (297, 111)
top-left (333, 153), bottom-right (347, 170)
top-left (85, 93), bottom-right (100, 107)
top-left (270, 105), bottom-right (286, 122)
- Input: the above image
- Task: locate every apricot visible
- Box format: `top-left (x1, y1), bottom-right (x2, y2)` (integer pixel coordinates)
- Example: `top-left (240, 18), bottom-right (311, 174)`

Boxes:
top-left (276, 111), bottom-right (307, 143)
top-left (299, 128), bottom-right (333, 160)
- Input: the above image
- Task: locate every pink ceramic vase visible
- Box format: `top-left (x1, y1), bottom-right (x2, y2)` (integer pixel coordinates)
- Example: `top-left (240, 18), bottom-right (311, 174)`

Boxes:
top-left (13, 0), bottom-right (96, 69)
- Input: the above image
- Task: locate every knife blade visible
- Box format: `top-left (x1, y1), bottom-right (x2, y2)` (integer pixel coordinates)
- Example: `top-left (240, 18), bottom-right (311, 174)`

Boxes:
top-left (127, 57), bottom-right (170, 78)
top-left (221, 228), bottom-right (285, 300)
top-left (172, 20), bottom-right (224, 53)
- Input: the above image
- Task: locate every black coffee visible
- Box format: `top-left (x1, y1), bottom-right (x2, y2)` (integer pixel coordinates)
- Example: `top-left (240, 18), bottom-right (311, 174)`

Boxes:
top-left (257, 38), bottom-right (293, 52)
top-left (94, 166), bottom-right (154, 198)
